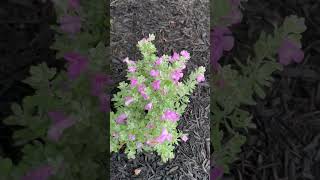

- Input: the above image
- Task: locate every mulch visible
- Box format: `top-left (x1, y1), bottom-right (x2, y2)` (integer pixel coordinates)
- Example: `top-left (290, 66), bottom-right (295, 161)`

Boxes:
top-left (220, 0), bottom-right (320, 179)
top-left (110, 0), bottom-right (210, 179)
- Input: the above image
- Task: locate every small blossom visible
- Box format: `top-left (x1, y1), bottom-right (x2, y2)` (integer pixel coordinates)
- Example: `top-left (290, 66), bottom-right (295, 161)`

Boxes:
top-left (128, 66), bottom-right (137, 73)
top-left (148, 34), bottom-right (155, 41)
top-left (59, 15), bottom-right (81, 35)
top-left (155, 128), bottom-right (173, 143)
top-left (124, 96), bottom-right (134, 106)
top-left (128, 134), bottom-right (136, 141)
top-left (138, 84), bottom-right (149, 100)
top-left (196, 74), bottom-right (205, 83)
top-left (155, 56), bottom-right (163, 65)
top-left (136, 142), bottom-right (143, 150)
top-left (116, 113), bottom-right (127, 124)
top-left (211, 27), bottom-right (234, 71)
top-left (278, 38), bottom-right (304, 65)
top-left (171, 69), bottom-right (183, 83)
top-left (150, 69), bottom-right (160, 77)
top-left (169, 52), bottom-right (180, 62)
top-left (129, 77), bottom-right (138, 87)
top-left (123, 57), bottom-right (136, 65)
top-left (22, 165), bottom-right (54, 180)
top-left (47, 111), bottom-right (76, 142)
top-left (152, 80), bottom-right (161, 91)
top-left (181, 134), bottom-right (188, 142)
top-left (161, 110), bottom-right (180, 122)
top-left (180, 50), bottom-right (190, 60)
top-left (145, 102), bottom-right (153, 110)
top-left (63, 52), bottom-right (89, 79)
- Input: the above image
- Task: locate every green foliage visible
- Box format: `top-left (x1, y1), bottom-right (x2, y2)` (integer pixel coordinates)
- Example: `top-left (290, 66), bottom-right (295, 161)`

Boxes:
top-left (211, 15), bottom-right (306, 171)
top-left (110, 35), bottom-right (206, 162)
top-left (0, 0), bottom-right (109, 179)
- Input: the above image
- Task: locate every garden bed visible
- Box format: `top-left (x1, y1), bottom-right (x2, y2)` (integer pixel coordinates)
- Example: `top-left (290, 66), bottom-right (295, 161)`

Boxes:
top-left (110, 0), bottom-right (210, 179)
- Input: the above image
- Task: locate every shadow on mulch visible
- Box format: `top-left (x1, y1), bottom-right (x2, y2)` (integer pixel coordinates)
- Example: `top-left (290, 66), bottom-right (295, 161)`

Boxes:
top-left (220, 0), bottom-right (320, 179)
top-left (0, 0), bottom-right (61, 162)
top-left (110, 0), bottom-right (210, 179)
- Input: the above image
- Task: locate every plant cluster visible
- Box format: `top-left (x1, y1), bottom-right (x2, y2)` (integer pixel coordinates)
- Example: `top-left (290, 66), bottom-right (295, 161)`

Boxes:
top-left (0, 0), bottom-right (109, 179)
top-left (110, 34), bottom-right (206, 162)
top-left (211, 0), bottom-right (306, 177)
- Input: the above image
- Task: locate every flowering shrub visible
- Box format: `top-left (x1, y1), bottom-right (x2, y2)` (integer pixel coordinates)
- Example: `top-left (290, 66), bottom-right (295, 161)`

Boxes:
top-left (211, 0), bottom-right (306, 177)
top-left (0, 0), bottom-right (109, 179)
top-left (110, 34), bottom-right (206, 162)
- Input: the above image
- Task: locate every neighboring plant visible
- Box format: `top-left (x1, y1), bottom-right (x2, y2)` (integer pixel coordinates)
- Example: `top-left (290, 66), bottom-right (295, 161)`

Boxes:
top-left (0, 0), bottom-right (109, 179)
top-left (110, 34), bottom-right (206, 162)
top-left (211, 0), bottom-right (306, 176)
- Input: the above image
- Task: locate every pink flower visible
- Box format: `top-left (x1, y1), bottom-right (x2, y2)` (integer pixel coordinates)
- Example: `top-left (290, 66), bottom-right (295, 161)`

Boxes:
top-left (155, 56), bottom-right (163, 65)
top-left (21, 165), bottom-right (54, 180)
top-left (47, 111), bottom-right (76, 142)
top-left (138, 84), bottom-right (149, 100)
top-left (63, 52), bottom-right (89, 79)
top-left (68, 0), bottom-right (80, 10)
top-left (180, 50), bottom-right (190, 60)
top-left (145, 102), bottom-right (153, 110)
top-left (155, 128), bottom-right (172, 143)
top-left (278, 38), bottom-right (304, 65)
top-left (171, 69), bottom-right (183, 83)
top-left (129, 77), bottom-right (138, 87)
top-left (128, 66), bottom-right (136, 73)
top-left (150, 69), bottom-right (159, 77)
top-left (169, 52), bottom-right (180, 62)
top-left (196, 74), bottom-right (205, 83)
top-left (128, 134), bottom-right (136, 141)
top-left (161, 110), bottom-right (180, 122)
top-left (181, 134), bottom-right (188, 142)
top-left (116, 113), bottom-right (127, 124)
top-left (90, 73), bottom-right (112, 96)
top-left (152, 80), bottom-right (161, 91)
top-left (59, 15), bottom-right (81, 35)
top-left (124, 96), bottom-right (134, 106)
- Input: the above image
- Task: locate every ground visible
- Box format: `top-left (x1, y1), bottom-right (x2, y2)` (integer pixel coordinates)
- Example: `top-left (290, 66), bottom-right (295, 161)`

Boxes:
top-left (110, 0), bottom-right (210, 179)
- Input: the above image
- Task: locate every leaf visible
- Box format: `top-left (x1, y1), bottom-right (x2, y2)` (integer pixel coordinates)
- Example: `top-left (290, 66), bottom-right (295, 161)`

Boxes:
top-left (0, 157), bottom-right (13, 176)
top-left (282, 15), bottom-right (306, 34)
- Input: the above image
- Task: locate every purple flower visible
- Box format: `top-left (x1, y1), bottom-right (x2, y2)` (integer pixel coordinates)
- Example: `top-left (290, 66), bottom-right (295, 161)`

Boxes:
top-left (196, 74), bottom-right (205, 83)
top-left (171, 69), bottom-right (183, 83)
top-left (155, 56), bottom-right (163, 65)
top-left (155, 128), bottom-right (172, 143)
top-left (152, 80), bottom-right (161, 91)
top-left (129, 77), bottom-right (138, 87)
top-left (180, 50), bottom-right (190, 60)
top-left (116, 113), bottom-right (127, 124)
top-left (211, 27), bottom-right (234, 71)
top-left (181, 134), bottom-right (188, 142)
top-left (278, 38), bottom-right (304, 65)
top-left (136, 142), bottom-right (143, 150)
top-left (59, 15), bottom-right (81, 35)
top-left (21, 165), bottom-right (54, 180)
top-left (90, 73), bottom-right (111, 96)
top-left (68, 0), bottom-right (80, 10)
top-left (169, 52), bottom-right (180, 62)
top-left (161, 110), bottom-right (180, 122)
top-left (150, 69), bottom-right (160, 77)
top-left (63, 52), bottom-right (89, 79)
top-left (210, 166), bottom-right (224, 180)
top-left (47, 111), bottom-right (76, 142)
top-left (145, 102), bottom-right (153, 110)
top-left (124, 96), bottom-right (134, 106)
top-left (128, 134), bottom-right (136, 141)
top-left (138, 84), bottom-right (149, 100)
top-left (128, 66), bottom-right (136, 73)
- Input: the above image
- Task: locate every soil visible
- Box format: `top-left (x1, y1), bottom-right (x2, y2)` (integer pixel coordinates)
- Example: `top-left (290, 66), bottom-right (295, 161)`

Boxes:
top-left (220, 0), bottom-right (320, 179)
top-left (0, 0), bottom-right (58, 162)
top-left (110, 0), bottom-right (210, 179)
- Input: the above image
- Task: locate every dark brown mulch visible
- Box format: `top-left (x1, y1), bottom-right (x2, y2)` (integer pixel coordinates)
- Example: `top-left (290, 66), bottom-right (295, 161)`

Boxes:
top-left (220, 0), bottom-right (320, 179)
top-left (110, 0), bottom-right (210, 179)
top-left (0, 0), bottom-right (58, 162)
